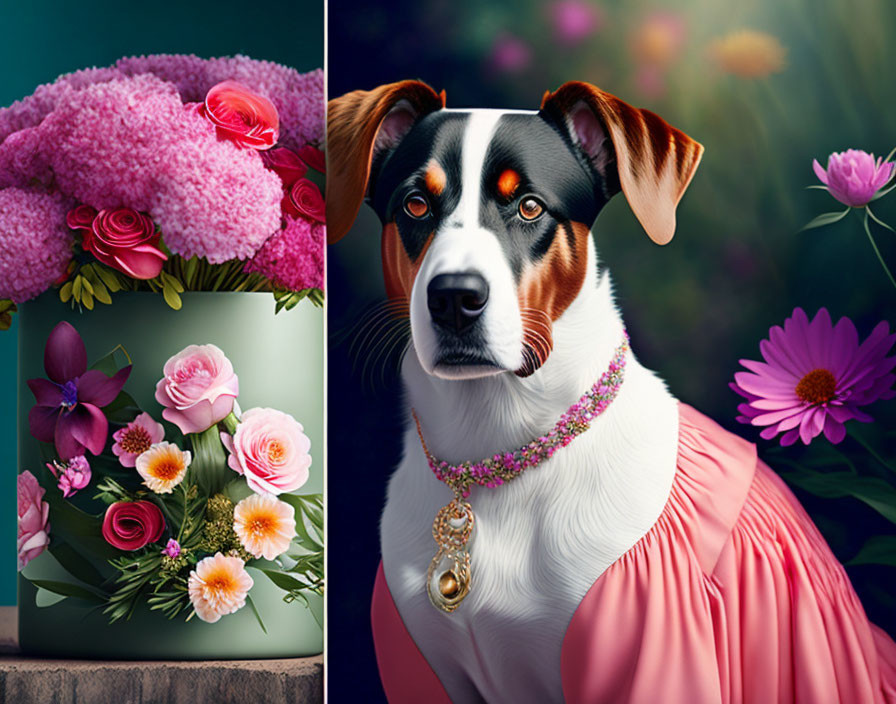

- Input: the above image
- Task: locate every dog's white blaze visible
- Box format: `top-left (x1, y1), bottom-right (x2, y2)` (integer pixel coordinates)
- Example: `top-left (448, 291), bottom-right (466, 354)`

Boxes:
top-left (410, 110), bottom-right (525, 378)
top-left (450, 110), bottom-right (503, 230)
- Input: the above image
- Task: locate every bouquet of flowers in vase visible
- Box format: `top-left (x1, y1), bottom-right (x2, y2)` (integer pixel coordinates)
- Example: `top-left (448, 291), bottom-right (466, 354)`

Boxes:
top-left (18, 321), bottom-right (322, 628)
top-left (0, 54), bottom-right (325, 332)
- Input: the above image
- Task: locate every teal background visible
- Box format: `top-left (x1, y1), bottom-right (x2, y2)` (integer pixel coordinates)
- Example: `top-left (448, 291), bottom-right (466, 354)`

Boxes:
top-left (0, 0), bottom-right (323, 607)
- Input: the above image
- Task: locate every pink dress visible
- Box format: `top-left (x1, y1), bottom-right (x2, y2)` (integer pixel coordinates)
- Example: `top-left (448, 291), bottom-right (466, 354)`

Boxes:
top-left (372, 404), bottom-right (896, 703)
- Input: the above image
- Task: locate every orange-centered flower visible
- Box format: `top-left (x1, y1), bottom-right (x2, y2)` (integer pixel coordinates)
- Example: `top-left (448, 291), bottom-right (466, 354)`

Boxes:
top-left (135, 442), bottom-right (191, 494)
top-left (233, 493), bottom-right (297, 560)
top-left (188, 552), bottom-right (253, 623)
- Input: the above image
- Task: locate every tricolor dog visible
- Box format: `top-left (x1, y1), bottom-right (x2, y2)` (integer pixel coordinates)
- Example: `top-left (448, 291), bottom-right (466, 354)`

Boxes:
top-left (327, 81), bottom-right (896, 703)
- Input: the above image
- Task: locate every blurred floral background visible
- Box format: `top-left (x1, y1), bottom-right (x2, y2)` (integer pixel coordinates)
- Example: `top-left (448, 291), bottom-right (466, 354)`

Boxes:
top-left (328, 0), bottom-right (896, 700)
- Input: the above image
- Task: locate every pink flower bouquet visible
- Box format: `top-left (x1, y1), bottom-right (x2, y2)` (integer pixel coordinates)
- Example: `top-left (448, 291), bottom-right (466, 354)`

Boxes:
top-left (20, 322), bottom-right (322, 629)
top-left (0, 54), bottom-right (325, 331)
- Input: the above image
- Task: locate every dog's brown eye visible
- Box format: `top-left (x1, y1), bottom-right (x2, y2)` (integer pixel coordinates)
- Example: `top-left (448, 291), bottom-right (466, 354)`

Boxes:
top-left (518, 197), bottom-right (544, 221)
top-left (404, 193), bottom-right (430, 219)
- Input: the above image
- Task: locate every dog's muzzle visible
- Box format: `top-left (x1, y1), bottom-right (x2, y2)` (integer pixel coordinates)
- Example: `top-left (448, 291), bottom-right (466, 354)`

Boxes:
top-left (426, 273), bottom-right (489, 334)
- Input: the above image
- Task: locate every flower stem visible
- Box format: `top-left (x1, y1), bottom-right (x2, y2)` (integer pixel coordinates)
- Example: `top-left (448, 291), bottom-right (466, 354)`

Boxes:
top-left (862, 209), bottom-right (896, 290)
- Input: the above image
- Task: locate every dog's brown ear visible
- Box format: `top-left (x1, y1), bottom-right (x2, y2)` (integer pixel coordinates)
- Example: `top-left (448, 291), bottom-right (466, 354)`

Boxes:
top-left (541, 81), bottom-right (703, 245)
top-left (326, 80), bottom-right (446, 244)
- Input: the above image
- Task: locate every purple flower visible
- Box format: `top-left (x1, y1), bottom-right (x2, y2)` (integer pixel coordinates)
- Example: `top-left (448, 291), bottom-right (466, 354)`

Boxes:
top-left (548, 1), bottom-right (603, 46)
top-left (27, 322), bottom-right (131, 459)
top-left (731, 308), bottom-right (896, 446)
top-left (813, 149), bottom-right (895, 207)
top-left (490, 34), bottom-right (533, 74)
top-left (244, 215), bottom-right (324, 292)
top-left (46, 456), bottom-right (91, 498)
top-left (162, 538), bottom-right (181, 558)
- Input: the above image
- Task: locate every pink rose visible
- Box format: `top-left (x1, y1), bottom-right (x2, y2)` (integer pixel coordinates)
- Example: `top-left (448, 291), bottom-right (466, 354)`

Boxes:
top-left (112, 412), bottom-right (165, 467)
top-left (221, 407), bottom-right (311, 495)
top-left (297, 145), bottom-right (326, 174)
top-left (101, 500), bottom-right (165, 551)
top-left (18, 471), bottom-right (50, 570)
top-left (262, 147), bottom-right (308, 188)
top-left (67, 205), bottom-right (167, 280)
top-left (202, 80), bottom-right (279, 150)
top-left (155, 344), bottom-right (239, 435)
top-left (282, 178), bottom-right (325, 223)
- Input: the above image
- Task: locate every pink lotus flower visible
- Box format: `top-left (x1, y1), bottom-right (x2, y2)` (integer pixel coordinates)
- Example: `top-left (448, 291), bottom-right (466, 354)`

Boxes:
top-left (101, 500), bottom-right (166, 551)
top-left (202, 80), bottom-right (279, 150)
top-left (154, 344), bottom-right (239, 435)
top-left (112, 412), bottom-right (165, 467)
top-left (813, 150), bottom-right (895, 207)
top-left (17, 471), bottom-right (50, 570)
top-left (261, 147), bottom-right (307, 188)
top-left (28, 322), bottom-right (131, 459)
top-left (67, 205), bottom-right (167, 280)
top-left (188, 552), bottom-right (253, 623)
top-left (221, 407), bottom-right (311, 495)
top-left (283, 178), bottom-right (325, 223)
top-left (548, 1), bottom-right (603, 46)
top-left (46, 456), bottom-right (91, 498)
top-left (731, 308), bottom-right (896, 446)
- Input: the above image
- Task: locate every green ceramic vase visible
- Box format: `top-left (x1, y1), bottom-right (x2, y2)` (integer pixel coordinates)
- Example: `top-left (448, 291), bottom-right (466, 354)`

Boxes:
top-left (17, 291), bottom-right (323, 659)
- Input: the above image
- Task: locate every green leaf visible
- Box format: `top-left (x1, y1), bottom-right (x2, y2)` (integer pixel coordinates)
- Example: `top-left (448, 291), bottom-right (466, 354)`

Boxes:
top-left (189, 424), bottom-right (230, 495)
top-left (162, 284), bottom-right (183, 311)
top-left (48, 541), bottom-right (106, 590)
top-left (103, 389), bottom-right (141, 424)
top-left (779, 466), bottom-right (896, 525)
top-left (255, 568), bottom-right (308, 595)
top-left (94, 265), bottom-right (122, 293)
top-left (28, 579), bottom-right (105, 603)
top-left (848, 535), bottom-right (896, 566)
top-left (59, 281), bottom-right (73, 303)
top-left (246, 593), bottom-right (268, 634)
top-left (800, 208), bottom-right (851, 231)
top-left (866, 205), bottom-right (896, 233)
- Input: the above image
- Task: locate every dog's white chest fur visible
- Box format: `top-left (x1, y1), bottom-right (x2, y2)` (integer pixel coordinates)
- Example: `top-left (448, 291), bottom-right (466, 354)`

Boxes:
top-left (381, 268), bottom-right (680, 703)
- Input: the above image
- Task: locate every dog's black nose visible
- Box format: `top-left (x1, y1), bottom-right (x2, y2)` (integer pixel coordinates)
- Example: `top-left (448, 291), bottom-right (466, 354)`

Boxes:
top-left (427, 273), bottom-right (489, 334)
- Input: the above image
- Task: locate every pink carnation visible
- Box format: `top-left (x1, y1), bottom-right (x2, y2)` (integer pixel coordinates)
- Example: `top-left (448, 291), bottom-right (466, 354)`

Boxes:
top-left (0, 74), bottom-right (282, 263)
top-left (244, 217), bottom-right (324, 292)
top-left (0, 56), bottom-right (323, 152)
top-left (0, 188), bottom-right (72, 302)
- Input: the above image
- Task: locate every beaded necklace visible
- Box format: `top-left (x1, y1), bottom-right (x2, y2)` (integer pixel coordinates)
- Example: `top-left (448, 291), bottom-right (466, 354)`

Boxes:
top-left (413, 331), bottom-right (630, 613)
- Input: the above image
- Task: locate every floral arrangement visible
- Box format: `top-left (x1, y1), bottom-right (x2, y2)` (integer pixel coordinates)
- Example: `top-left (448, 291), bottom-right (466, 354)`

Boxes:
top-left (0, 54), bottom-right (325, 331)
top-left (729, 148), bottom-right (896, 567)
top-left (18, 321), bottom-right (322, 628)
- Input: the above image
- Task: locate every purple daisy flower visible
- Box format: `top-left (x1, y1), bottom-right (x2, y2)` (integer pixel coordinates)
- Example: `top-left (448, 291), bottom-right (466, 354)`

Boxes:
top-left (27, 322), bottom-right (131, 459)
top-left (731, 308), bottom-right (896, 446)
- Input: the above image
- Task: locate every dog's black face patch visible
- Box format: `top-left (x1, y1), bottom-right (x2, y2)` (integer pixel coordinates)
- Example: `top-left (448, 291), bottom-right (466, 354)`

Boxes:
top-left (368, 110), bottom-right (612, 280)
top-left (369, 112), bottom-right (467, 263)
top-left (368, 108), bottom-right (619, 378)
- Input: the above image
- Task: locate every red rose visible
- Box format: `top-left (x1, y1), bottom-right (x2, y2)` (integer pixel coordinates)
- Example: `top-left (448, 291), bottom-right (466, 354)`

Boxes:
top-left (68, 206), bottom-right (167, 280)
top-left (297, 145), bottom-right (326, 174)
top-left (202, 80), bottom-right (279, 150)
top-left (262, 147), bottom-right (307, 188)
top-left (282, 178), bottom-right (325, 223)
top-left (101, 500), bottom-right (166, 551)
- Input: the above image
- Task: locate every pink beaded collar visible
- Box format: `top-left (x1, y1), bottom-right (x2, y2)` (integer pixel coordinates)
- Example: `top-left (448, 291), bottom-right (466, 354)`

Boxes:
top-left (412, 331), bottom-right (630, 613)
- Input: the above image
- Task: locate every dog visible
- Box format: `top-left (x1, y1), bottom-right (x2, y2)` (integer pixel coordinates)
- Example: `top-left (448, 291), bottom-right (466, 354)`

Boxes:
top-left (327, 80), bottom-right (896, 703)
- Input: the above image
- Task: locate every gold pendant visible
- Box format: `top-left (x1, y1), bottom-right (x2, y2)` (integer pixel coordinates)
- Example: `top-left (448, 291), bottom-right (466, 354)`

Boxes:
top-left (426, 497), bottom-right (474, 613)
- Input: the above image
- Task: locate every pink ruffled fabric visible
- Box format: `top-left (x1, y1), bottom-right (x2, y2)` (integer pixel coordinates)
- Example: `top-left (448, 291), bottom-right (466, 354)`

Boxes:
top-left (372, 404), bottom-right (896, 703)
